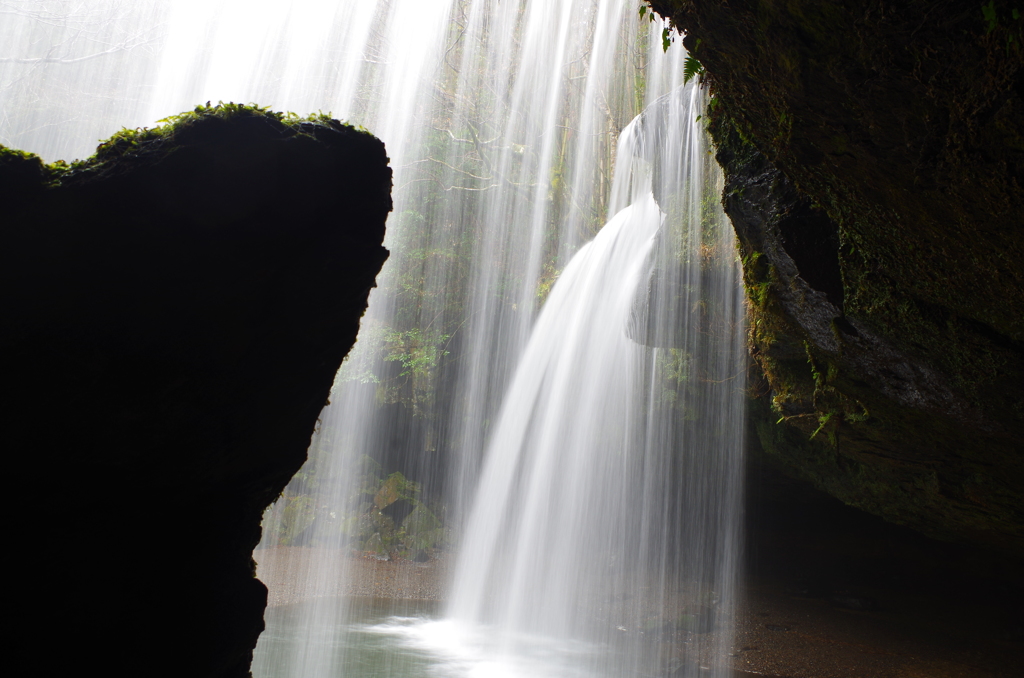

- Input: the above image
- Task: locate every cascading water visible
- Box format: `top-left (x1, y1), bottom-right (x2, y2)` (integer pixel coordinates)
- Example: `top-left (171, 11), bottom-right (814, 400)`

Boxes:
top-left (3, 1), bottom-right (744, 676)
top-left (438, 83), bottom-right (745, 678)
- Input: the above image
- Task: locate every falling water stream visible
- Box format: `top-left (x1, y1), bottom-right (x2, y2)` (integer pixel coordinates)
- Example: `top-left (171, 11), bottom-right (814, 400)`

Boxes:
top-left (2, 1), bottom-right (744, 677)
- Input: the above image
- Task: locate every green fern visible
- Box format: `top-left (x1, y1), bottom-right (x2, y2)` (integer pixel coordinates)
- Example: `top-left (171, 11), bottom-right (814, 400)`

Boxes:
top-left (683, 54), bottom-right (705, 84)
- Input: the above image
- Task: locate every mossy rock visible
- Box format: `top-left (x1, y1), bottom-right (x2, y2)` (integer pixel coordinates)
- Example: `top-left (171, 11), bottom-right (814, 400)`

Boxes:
top-left (645, 1), bottom-right (1024, 557)
top-left (374, 471), bottom-right (418, 510)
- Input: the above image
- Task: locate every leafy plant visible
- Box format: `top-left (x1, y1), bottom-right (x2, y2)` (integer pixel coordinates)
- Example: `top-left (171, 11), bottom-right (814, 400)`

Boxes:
top-left (640, 4), bottom-right (674, 51)
top-left (684, 38), bottom-right (705, 84)
top-left (981, 1), bottom-right (1022, 52)
top-left (683, 55), bottom-right (705, 84)
top-left (983, 1), bottom-right (999, 32)
top-left (383, 327), bottom-right (451, 380)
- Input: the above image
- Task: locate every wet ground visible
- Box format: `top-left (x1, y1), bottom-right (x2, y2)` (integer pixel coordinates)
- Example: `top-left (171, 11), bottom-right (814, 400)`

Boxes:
top-left (254, 547), bottom-right (1020, 678)
top-left (255, 547), bottom-right (452, 605)
top-left (729, 581), bottom-right (1018, 678)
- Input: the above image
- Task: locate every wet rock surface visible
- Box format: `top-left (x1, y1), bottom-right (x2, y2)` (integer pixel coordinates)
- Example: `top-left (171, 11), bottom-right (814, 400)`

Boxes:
top-left (2, 107), bottom-right (391, 677)
top-left (647, 0), bottom-right (1024, 557)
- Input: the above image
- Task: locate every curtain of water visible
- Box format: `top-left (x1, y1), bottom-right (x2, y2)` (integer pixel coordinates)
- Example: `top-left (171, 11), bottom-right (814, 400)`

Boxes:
top-left (444, 83), bottom-right (745, 678)
top-left (2, 1), bottom-right (744, 676)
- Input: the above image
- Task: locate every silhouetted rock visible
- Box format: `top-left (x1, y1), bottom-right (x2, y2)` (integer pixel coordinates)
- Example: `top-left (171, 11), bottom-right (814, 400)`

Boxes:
top-left (2, 104), bottom-right (391, 677)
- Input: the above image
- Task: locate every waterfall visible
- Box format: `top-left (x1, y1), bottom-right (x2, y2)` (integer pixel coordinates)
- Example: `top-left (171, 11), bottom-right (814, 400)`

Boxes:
top-left (3, 1), bottom-right (744, 677)
top-left (443, 83), bottom-right (745, 678)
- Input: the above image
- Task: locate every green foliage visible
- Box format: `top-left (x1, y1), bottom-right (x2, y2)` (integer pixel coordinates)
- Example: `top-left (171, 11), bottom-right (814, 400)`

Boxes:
top-left (640, 3), bottom-right (676, 51)
top-left (683, 54), bottom-right (705, 84)
top-left (383, 328), bottom-right (451, 379)
top-left (401, 505), bottom-right (446, 551)
top-left (373, 472), bottom-right (419, 509)
top-left (337, 318), bottom-right (452, 414)
top-left (277, 496), bottom-right (316, 546)
top-left (683, 35), bottom-right (706, 86)
top-left (747, 280), bottom-right (771, 307)
top-left (534, 262), bottom-right (562, 304)
top-left (983, 1), bottom-right (999, 33)
top-left (809, 411), bottom-right (834, 444)
top-left (263, 453), bottom-right (450, 556)
top-left (981, 1), bottom-right (1022, 52)
top-left (656, 348), bottom-right (695, 414)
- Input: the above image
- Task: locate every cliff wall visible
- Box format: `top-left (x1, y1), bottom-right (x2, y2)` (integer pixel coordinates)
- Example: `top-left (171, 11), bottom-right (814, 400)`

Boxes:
top-left (648, 0), bottom-right (1024, 557)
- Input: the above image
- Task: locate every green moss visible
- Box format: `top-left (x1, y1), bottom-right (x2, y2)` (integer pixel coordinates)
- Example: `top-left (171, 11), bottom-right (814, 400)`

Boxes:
top-left (842, 243), bottom-right (1015, 408)
top-left (0, 146), bottom-right (41, 164)
top-left (38, 102), bottom-right (374, 185)
top-left (750, 384), bottom-right (1023, 549)
top-left (706, 79), bottom-right (1024, 553)
top-left (0, 145), bottom-right (46, 183)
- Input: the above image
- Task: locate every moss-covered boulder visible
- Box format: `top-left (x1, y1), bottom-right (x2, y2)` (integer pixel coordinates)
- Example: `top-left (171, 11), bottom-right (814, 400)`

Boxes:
top-left (648, 1), bottom-right (1024, 557)
top-left (2, 104), bottom-right (391, 676)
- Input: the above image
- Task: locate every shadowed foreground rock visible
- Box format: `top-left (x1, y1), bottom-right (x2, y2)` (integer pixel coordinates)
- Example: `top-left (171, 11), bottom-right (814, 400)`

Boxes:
top-left (1, 106), bottom-right (391, 676)
top-left (649, 0), bottom-right (1024, 558)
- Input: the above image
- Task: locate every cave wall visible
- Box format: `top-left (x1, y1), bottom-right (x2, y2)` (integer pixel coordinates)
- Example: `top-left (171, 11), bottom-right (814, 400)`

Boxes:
top-left (2, 106), bottom-right (391, 676)
top-left (647, 0), bottom-right (1024, 557)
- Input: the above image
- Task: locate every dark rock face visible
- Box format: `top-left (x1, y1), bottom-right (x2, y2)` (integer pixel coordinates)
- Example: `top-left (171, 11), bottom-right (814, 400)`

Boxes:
top-left (1, 107), bottom-right (391, 676)
top-left (649, 1), bottom-right (1024, 556)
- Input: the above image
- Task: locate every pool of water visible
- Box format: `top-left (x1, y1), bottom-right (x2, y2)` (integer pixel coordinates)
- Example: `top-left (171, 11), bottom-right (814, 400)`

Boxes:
top-left (255, 597), bottom-right (630, 678)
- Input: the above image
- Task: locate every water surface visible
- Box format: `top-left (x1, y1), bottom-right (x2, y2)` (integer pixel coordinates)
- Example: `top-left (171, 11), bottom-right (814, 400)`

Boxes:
top-left (258, 596), bottom-right (632, 678)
